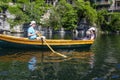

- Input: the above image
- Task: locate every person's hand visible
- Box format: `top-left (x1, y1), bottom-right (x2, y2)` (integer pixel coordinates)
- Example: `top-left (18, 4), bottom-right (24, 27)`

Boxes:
top-left (36, 31), bottom-right (42, 36)
top-left (35, 31), bottom-right (39, 34)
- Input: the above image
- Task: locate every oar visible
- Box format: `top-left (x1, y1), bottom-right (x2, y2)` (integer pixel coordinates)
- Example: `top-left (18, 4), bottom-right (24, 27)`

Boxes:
top-left (37, 33), bottom-right (67, 58)
top-left (43, 40), bottom-right (67, 58)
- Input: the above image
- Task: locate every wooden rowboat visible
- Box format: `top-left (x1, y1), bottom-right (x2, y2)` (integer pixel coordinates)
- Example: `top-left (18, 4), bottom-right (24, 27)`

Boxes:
top-left (0, 34), bottom-right (94, 50)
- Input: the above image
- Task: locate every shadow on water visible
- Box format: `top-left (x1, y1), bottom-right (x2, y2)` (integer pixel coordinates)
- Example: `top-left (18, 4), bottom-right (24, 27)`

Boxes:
top-left (0, 46), bottom-right (94, 80)
top-left (0, 47), bottom-right (92, 61)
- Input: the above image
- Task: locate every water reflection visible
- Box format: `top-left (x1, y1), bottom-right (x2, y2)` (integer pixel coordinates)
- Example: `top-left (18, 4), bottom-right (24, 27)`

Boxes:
top-left (28, 57), bottom-right (37, 71)
top-left (0, 49), bottom-right (93, 63)
top-left (88, 34), bottom-right (120, 80)
top-left (0, 48), bottom-right (94, 80)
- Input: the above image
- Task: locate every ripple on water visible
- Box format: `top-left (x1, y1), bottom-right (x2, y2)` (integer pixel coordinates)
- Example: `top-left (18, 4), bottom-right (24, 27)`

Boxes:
top-left (0, 49), bottom-right (93, 63)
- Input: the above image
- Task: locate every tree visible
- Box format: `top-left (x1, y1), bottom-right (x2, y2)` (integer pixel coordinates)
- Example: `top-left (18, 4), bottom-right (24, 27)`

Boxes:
top-left (75, 0), bottom-right (97, 26)
top-left (109, 13), bottom-right (120, 32)
top-left (97, 10), bottom-right (120, 32)
top-left (7, 0), bottom-right (49, 27)
top-left (49, 0), bottom-right (78, 30)
top-left (49, 7), bottom-right (61, 30)
top-left (97, 9), bottom-right (108, 30)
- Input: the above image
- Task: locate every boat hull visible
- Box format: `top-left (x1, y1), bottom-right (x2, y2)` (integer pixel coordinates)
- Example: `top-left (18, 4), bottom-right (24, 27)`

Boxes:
top-left (0, 40), bottom-right (92, 50)
top-left (0, 34), bottom-right (94, 50)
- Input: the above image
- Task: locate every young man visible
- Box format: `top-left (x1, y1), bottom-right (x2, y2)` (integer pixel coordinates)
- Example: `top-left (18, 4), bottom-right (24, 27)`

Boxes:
top-left (27, 21), bottom-right (45, 40)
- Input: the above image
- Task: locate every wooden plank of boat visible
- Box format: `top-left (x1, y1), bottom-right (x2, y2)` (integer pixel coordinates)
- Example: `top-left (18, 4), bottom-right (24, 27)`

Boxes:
top-left (0, 34), bottom-right (94, 45)
top-left (0, 34), bottom-right (94, 49)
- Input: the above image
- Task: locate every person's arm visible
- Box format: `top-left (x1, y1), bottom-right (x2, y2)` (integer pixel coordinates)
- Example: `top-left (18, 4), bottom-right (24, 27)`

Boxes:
top-left (28, 32), bottom-right (34, 36)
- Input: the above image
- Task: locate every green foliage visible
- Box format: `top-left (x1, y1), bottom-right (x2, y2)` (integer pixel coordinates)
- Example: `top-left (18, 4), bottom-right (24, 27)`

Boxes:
top-left (84, 1), bottom-right (97, 25)
top-left (97, 9), bottom-right (108, 26)
top-left (110, 0), bottom-right (113, 4)
top-left (109, 13), bottom-right (120, 32)
top-left (0, 8), bottom-right (2, 12)
top-left (47, 0), bottom-right (77, 30)
top-left (8, 6), bottom-right (19, 14)
top-left (57, 0), bottom-right (77, 30)
top-left (96, 9), bottom-right (112, 32)
top-left (8, 6), bottom-right (29, 27)
top-left (97, 9), bottom-right (120, 32)
top-left (49, 7), bottom-right (61, 30)
top-left (17, 0), bottom-right (29, 3)
top-left (0, 2), bottom-right (9, 12)
top-left (1, 0), bottom-right (11, 3)
top-left (5, 0), bottom-right (48, 27)
top-left (75, 0), bottom-right (97, 25)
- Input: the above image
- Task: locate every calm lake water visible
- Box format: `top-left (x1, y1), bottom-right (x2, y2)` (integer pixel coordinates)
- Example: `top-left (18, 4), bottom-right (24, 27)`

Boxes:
top-left (0, 33), bottom-right (120, 80)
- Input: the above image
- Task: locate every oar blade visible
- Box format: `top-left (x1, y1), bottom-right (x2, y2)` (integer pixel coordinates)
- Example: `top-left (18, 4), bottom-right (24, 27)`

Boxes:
top-left (55, 52), bottom-right (67, 58)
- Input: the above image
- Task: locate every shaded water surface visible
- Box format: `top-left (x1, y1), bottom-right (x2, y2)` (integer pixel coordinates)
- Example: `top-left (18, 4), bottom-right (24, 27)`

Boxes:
top-left (0, 48), bottom-right (93, 80)
top-left (0, 34), bottom-right (120, 80)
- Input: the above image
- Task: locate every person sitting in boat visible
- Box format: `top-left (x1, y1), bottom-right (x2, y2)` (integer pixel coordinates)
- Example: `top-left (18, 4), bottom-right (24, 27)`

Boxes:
top-left (89, 30), bottom-right (96, 40)
top-left (27, 21), bottom-right (46, 40)
top-left (84, 29), bottom-right (96, 40)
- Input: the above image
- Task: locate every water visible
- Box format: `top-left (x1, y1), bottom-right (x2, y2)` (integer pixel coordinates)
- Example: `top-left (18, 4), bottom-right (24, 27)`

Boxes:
top-left (0, 33), bottom-right (120, 80)
top-left (88, 34), bottom-right (120, 80)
